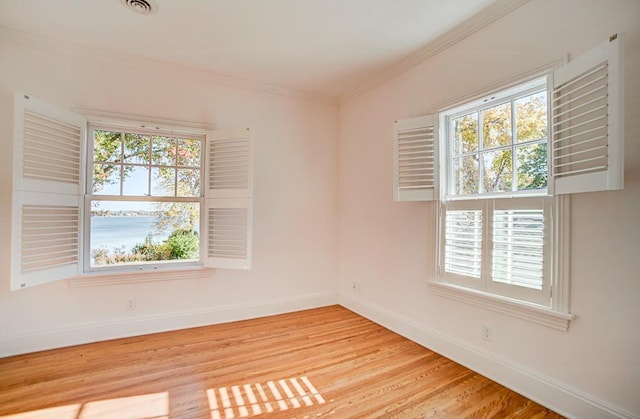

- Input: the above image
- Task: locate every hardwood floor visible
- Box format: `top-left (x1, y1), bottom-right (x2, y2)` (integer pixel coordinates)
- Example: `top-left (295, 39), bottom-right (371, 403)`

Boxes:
top-left (0, 305), bottom-right (561, 418)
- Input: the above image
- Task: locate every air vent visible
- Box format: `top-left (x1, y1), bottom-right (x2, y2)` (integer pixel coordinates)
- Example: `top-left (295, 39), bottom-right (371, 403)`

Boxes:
top-left (120, 0), bottom-right (158, 15)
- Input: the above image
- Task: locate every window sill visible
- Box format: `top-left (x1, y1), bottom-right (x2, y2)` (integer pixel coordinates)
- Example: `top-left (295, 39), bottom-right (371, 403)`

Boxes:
top-left (426, 280), bottom-right (575, 331)
top-left (68, 266), bottom-right (216, 287)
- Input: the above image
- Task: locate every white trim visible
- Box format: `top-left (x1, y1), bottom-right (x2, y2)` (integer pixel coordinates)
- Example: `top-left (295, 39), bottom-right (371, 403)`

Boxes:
top-left (339, 0), bottom-right (532, 104)
top-left (0, 292), bottom-right (338, 358)
top-left (427, 280), bottom-right (574, 331)
top-left (339, 294), bottom-right (634, 419)
top-left (68, 266), bottom-right (215, 287)
top-left (1, 26), bottom-right (337, 106)
top-left (77, 108), bottom-right (214, 136)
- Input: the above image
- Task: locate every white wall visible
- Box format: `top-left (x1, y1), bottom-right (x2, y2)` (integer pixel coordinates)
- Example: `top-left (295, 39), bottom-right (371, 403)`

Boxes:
top-left (0, 31), bottom-right (339, 355)
top-left (338, 0), bottom-right (640, 417)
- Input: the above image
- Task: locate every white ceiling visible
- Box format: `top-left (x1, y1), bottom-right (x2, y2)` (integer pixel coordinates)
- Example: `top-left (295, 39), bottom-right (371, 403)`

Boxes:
top-left (0, 0), bottom-right (523, 99)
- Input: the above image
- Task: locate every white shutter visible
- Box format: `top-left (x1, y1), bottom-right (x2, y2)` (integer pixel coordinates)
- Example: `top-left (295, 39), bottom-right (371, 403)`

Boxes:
top-left (204, 128), bottom-right (253, 269)
top-left (12, 93), bottom-right (85, 289)
top-left (393, 115), bottom-right (437, 201)
top-left (551, 34), bottom-right (624, 194)
top-left (443, 207), bottom-right (482, 279)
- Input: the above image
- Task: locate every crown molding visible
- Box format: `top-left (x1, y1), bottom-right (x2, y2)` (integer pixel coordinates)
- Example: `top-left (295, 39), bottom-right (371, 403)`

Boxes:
top-left (338, 0), bottom-right (532, 105)
top-left (0, 25), bottom-right (338, 107)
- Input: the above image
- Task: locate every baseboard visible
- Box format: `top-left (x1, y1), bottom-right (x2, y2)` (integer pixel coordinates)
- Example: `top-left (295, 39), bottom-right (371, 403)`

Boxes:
top-left (1, 292), bottom-right (338, 358)
top-left (339, 294), bottom-right (635, 419)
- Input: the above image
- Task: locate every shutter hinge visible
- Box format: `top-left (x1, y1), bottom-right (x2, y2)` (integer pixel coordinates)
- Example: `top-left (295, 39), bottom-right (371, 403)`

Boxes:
top-left (609, 33), bottom-right (618, 42)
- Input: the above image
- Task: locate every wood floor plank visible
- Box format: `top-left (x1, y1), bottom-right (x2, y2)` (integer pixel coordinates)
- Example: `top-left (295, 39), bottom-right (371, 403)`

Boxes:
top-left (0, 305), bottom-right (562, 418)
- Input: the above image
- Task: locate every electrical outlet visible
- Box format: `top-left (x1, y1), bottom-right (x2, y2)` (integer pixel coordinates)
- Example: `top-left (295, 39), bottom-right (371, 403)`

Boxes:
top-left (126, 298), bottom-right (136, 311)
top-left (481, 324), bottom-right (492, 342)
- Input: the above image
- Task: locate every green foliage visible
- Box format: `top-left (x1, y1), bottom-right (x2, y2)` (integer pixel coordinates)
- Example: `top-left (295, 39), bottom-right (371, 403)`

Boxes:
top-left (452, 91), bottom-right (548, 195)
top-left (92, 230), bottom-right (199, 266)
top-left (165, 229), bottom-right (199, 259)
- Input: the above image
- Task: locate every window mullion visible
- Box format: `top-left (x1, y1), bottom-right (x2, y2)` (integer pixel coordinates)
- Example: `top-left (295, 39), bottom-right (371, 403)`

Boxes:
top-left (478, 111), bottom-right (484, 194)
top-left (511, 99), bottom-right (517, 192)
top-left (481, 199), bottom-right (493, 291)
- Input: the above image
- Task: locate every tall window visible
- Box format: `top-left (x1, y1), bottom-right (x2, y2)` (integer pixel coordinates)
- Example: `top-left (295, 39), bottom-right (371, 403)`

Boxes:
top-left (440, 77), bottom-right (552, 305)
top-left (86, 127), bottom-right (204, 270)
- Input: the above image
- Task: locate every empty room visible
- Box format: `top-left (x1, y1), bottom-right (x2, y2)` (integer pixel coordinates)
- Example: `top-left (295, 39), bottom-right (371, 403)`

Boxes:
top-left (0, 0), bottom-right (638, 417)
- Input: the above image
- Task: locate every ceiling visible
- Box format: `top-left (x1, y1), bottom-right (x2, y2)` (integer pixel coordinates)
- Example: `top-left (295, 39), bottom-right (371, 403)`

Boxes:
top-left (0, 0), bottom-right (525, 100)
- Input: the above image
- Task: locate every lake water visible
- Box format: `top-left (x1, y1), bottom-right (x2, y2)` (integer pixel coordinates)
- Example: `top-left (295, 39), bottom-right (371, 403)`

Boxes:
top-left (91, 216), bottom-right (171, 252)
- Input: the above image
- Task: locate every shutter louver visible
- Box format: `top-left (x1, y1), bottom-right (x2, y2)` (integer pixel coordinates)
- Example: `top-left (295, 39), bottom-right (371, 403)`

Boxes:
top-left (444, 209), bottom-right (482, 278)
top-left (393, 115), bottom-right (437, 201)
top-left (205, 128), bottom-right (253, 270)
top-left (21, 205), bottom-right (80, 273)
top-left (23, 111), bottom-right (81, 184)
top-left (12, 93), bottom-right (85, 290)
top-left (492, 209), bottom-right (544, 290)
top-left (552, 34), bottom-right (624, 194)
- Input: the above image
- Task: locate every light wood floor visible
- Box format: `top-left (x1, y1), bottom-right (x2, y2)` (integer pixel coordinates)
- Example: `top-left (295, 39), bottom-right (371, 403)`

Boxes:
top-left (0, 305), bottom-right (561, 418)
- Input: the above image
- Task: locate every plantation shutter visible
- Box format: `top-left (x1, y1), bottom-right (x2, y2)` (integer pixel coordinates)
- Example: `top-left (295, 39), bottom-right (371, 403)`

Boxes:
top-left (393, 115), bottom-right (437, 201)
top-left (551, 34), bottom-right (624, 195)
top-left (11, 93), bottom-right (85, 290)
top-left (204, 128), bottom-right (253, 269)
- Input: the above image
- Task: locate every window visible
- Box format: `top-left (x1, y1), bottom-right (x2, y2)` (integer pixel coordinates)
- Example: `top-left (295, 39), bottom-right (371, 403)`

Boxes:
top-left (87, 127), bottom-right (204, 270)
top-left (440, 79), bottom-right (552, 306)
top-left (11, 98), bottom-right (254, 289)
top-left (392, 35), bottom-right (624, 327)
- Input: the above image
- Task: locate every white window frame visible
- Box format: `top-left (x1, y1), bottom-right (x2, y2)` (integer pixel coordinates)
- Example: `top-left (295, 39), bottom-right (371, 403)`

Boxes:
top-left (11, 98), bottom-right (254, 290)
top-left (83, 124), bottom-right (206, 274)
top-left (437, 75), bottom-right (555, 306)
top-left (423, 34), bottom-right (623, 330)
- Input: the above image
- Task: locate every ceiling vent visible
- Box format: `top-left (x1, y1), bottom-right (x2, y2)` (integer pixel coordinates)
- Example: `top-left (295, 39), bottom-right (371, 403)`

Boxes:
top-left (120, 0), bottom-right (158, 15)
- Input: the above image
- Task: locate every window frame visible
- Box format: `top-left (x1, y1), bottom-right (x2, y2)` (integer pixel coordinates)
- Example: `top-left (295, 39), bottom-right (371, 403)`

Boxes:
top-left (437, 73), bottom-right (554, 306)
top-left (83, 123), bottom-right (207, 274)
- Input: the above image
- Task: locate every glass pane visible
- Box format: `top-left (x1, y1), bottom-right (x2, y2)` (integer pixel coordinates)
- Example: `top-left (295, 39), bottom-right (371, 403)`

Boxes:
top-left (482, 149), bottom-right (513, 192)
top-left (482, 102), bottom-right (512, 149)
top-left (151, 167), bottom-right (175, 196)
top-left (90, 200), bottom-right (200, 267)
top-left (177, 139), bottom-right (201, 167)
top-left (123, 133), bottom-right (150, 164)
top-left (177, 169), bottom-right (201, 197)
top-left (517, 143), bottom-right (548, 190)
top-left (152, 136), bottom-right (177, 166)
top-left (516, 92), bottom-right (547, 143)
top-left (453, 155), bottom-right (479, 195)
top-left (453, 113), bottom-right (478, 154)
top-left (122, 165), bottom-right (149, 196)
top-left (93, 130), bottom-right (121, 163)
top-left (93, 164), bottom-right (121, 195)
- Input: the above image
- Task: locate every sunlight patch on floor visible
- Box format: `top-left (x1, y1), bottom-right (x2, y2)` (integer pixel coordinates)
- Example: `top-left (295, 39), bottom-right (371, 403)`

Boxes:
top-left (207, 376), bottom-right (325, 418)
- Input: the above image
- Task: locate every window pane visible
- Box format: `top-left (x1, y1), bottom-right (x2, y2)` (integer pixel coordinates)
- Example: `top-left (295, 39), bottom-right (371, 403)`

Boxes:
top-left (516, 92), bottom-right (547, 143)
top-left (152, 136), bottom-right (177, 166)
top-left (151, 167), bottom-right (175, 196)
top-left (93, 164), bottom-right (121, 195)
top-left (177, 169), bottom-right (201, 197)
top-left (90, 201), bottom-right (200, 267)
top-left (93, 130), bottom-right (121, 163)
top-left (122, 165), bottom-right (149, 196)
top-left (177, 139), bottom-right (201, 167)
top-left (482, 149), bottom-right (513, 193)
top-left (517, 143), bottom-right (547, 190)
top-left (453, 113), bottom-right (478, 154)
top-left (492, 209), bottom-right (544, 289)
top-left (445, 210), bottom-right (482, 278)
top-left (123, 133), bottom-right (150, 164)
top-left (482, 103), bottom-right (512, 149)
top-left (454, 155), bottom-right (479, 195)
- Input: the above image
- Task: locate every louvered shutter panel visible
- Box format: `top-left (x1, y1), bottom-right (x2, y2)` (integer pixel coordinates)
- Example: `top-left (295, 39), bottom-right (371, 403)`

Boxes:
top-left (11, 93), bottom-right (85, 289)
top-left (204, 128), bottom-right (253, 269)
top-left (444, 209), bottom-right (482, 278)
top-left (393, 115), bottom-right (437, 201)
top-left (551, 34), bottom-right (624, 195)
top-left (491, 209), bottom-right (544, 290)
